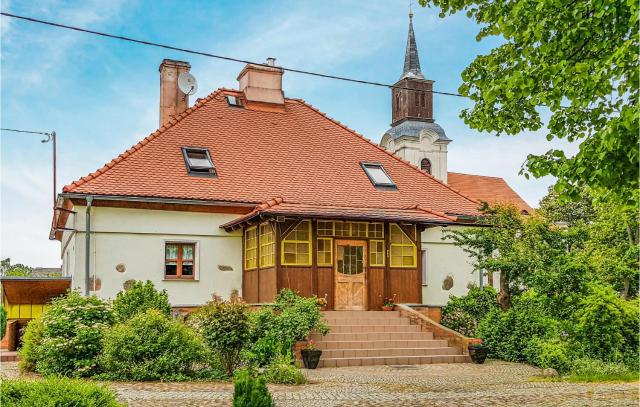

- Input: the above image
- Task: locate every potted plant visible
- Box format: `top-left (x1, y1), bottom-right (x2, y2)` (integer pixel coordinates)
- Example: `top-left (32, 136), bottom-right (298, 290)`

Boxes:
top-left (381, 294), bottom-right (396, 311)
top-left (301, 339), bottom-right (322, 369)
top-left (468, 339), bottom-right (488, 364)
top-left (315, 294), bottom-right (328, 311)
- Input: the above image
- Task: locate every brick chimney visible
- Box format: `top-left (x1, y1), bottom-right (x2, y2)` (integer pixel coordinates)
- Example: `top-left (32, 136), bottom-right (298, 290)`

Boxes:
top-left (159, 59), bottom-right (191, 127)
top-left (237, 58), bottom-right (284, 107)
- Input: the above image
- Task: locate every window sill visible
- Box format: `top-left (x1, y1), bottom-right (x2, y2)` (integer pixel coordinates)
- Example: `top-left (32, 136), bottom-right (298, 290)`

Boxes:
top-left (163, 278), bottom-right (199, 282)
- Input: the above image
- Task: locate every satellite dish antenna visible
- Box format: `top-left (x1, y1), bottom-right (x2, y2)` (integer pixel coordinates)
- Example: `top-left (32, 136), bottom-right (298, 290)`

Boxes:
top-left (178, 72), bottom-right (198, 96)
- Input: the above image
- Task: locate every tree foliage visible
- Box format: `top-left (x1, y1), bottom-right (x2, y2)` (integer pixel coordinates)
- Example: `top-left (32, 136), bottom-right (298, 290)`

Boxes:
top-left (420, 0), bottom-right (639, 204)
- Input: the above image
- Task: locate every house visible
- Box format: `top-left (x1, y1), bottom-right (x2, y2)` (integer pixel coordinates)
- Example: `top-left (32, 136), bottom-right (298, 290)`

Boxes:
top-left (51, 15), bottom-right (532, 311)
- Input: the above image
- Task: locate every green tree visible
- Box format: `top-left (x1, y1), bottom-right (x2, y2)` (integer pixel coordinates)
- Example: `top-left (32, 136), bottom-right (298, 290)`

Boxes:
top-left (539, 186), bottom-right (594, 227)
top-left (420, 0), bottom-right (639, 204)
top-left (1, 258), bottom-right (32, 276)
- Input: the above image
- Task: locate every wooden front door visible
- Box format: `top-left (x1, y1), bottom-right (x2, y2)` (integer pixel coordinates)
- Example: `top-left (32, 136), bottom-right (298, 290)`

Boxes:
top-left (334, 240), bottom-right (367, 310)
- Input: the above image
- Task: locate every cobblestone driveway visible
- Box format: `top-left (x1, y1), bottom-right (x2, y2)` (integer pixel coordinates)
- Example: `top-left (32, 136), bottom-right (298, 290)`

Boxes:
top-left (3, 361), bottom-right (638, 406)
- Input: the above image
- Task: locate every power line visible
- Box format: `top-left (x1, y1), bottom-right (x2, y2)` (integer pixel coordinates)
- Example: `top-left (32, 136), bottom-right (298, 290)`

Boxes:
top-left (0, 11), bottom-right (466, 98)
top-left (1, 127), bottom-right (52, 136)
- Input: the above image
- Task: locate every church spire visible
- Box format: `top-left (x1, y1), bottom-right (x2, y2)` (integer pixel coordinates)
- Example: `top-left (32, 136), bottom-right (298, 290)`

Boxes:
top-left (400, 12), bottom-right (425, 80)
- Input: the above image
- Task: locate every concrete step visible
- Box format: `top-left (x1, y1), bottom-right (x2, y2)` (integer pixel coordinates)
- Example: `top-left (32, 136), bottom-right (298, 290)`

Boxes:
top-left (318, 354), bottom-right (471, 368)
top-left (312, 331), bottom-right (434, 341)
top-left (322, 346), bottom-right (460, 359)
top-left (323, 311), bottom-right (400, 318)
top-left (315, 339), bottom-right (449, 350)
top-left (329, 324), bottom-right (420, 333)
top-left (324, 317), bottom-right (411, 326)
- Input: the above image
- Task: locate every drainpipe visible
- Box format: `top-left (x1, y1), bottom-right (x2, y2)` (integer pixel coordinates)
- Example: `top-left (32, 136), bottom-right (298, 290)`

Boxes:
top-left (85, 195), bottom-right (93, 296)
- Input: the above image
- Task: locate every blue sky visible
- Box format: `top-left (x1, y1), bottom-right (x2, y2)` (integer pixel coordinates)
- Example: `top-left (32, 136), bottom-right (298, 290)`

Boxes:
top-left (1, 0), bottom-right (576, 267)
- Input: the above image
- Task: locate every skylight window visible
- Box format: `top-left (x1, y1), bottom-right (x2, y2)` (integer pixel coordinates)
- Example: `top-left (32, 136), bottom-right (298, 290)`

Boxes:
top-left (361, 162), bottom-right (396, 189)
top-left (182, 147), bottom-right (216, 177)
top-left (225, 95), bottom-right (243, 107)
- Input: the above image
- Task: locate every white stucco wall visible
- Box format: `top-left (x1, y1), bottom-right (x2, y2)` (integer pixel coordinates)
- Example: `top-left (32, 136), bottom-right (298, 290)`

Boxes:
top-left (421, 225), bottom-right (494, 306)
top-left (62, 206), bottom-right (243, 306)
top-left (380, 131), bottom-right (449, 183)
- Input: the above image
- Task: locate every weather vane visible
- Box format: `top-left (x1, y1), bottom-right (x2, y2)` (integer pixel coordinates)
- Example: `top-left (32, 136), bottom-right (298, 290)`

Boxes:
top-left (409, 0), bottom-right (414, 18)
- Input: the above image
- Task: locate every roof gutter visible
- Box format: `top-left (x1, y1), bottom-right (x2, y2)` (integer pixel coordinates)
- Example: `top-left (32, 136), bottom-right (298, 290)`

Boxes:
top-left (221, 211), bottom-right (462, 232)
top-left (59, 193), bottom-right (257, 208)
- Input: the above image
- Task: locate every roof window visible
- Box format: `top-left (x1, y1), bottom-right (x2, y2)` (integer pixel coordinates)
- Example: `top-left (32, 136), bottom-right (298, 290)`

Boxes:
top-left (225, 95), bottom-right (243, 107)
top-left (361, 162), bottom-right (396, 189)
top-left (182, 147), bottom-right (216, 177)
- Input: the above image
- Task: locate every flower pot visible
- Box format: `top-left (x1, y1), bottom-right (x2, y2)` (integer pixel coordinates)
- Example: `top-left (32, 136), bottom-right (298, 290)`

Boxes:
top-left (468, 346), bottom-right (488, 364)
top-left (301, 349), bottom-right (322, 369)
top-left (381, 305), bottom-right (394, 311)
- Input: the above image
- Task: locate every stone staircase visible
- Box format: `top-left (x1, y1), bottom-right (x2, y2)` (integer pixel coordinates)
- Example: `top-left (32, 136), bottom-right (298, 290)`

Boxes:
top-left (310, 310), bottom-right (469, 368)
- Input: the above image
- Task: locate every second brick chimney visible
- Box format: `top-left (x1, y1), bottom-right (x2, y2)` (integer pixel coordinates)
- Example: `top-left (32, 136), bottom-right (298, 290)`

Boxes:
top-left (237, 58), bottom-right (284, 107)
top-left (159, 59), bottom-right (191, 127)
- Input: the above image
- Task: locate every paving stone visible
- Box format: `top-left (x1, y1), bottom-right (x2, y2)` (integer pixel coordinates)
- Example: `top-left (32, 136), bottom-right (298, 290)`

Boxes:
top-left (1, 361), bottom-right (637, 406)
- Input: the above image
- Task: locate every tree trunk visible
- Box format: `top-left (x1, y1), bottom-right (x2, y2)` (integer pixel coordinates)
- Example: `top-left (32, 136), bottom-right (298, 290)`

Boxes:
top-left (621, 278), bottom-right (630, 300)
top-left (497, 271), bottom-right (511, 310)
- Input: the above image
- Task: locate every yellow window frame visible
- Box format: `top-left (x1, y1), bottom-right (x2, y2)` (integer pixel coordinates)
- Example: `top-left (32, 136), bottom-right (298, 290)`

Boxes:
top-left (259, 222), bottom-right (275, 268)
top-left (281, 220), bottom-right (312, 266)
top-left (317, 237), bottom-right (333, 266)
top-left (389, 223), bottom-right (417, 268)
top-left (369, 239), bottom-right (385, 266)
top-left (244, 226), bottom-right (258, 270)
top-left (317, 220), bottom-right (335, 236)
top-left (369, 222), bottom-right (384, 238)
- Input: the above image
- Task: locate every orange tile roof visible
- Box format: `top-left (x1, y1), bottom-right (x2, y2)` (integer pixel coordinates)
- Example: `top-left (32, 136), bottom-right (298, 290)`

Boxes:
top-left (63, 89), bottom-right (481, 222)
top-left (447, 172), bottom-right (534, 214)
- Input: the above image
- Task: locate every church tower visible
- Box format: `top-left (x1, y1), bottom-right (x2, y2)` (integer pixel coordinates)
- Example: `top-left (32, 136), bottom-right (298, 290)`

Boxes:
top-left (380, 11), bottom-right (451, 183)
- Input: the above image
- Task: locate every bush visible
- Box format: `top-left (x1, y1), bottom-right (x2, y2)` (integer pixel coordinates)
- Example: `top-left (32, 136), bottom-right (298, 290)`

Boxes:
top-left (476, 291), bottom-right (560, 362)
top-left (99, 309), bottom-right (204, 381)
top-left (524, 337), bottom-right (572, 373)
top-left (271, 289), bottom-right (329, 343)
top-left (573, 284), bottom-right (627, 359)
top-left (112, 280), bottom-right (171, 322)
top-left (262, 351), bottom-right (306, 384)
top-left (567, 358), bottom-right (639, 382)
top-left (18, 317), bottom-right (45, 373)
top-left (441, 286), bottom-right (499, 337)
top-left (189, 295), bottom-right (251, 376)
top-left (245, 335), bottom-right (279, 367)
top-left (36, 291), bottom-right (114, 377)
top-left (232, 370), bottom-right (274, 407)
top-left (0, 377), bottom-right (124, 407)
top-left (0, 305), bottom-right (6, 339)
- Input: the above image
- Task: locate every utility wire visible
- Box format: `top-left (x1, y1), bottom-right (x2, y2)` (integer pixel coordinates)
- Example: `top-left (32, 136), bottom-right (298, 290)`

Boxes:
top-left (1, 127), bottom-right (52, 136)
top-left (0, 11), bottom-right (465, 98)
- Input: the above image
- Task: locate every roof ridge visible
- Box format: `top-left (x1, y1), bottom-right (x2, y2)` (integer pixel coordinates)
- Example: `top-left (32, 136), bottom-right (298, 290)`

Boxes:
top-left (448, 171), bottom-right (506, 181)
top-left (63, 89), bottom-right (226, 193)
top-left (292, 99), bottom-right (482, 209)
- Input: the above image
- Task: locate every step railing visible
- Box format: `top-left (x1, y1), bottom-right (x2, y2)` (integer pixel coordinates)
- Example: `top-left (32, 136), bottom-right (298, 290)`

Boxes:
top-left (396, 304), bottom-right (473, 355)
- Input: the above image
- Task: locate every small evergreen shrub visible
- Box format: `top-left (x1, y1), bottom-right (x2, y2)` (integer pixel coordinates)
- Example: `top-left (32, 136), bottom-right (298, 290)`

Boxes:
top-left (36, 291), bottom-right (114, 377)
top-left (189, 295), bottom-right (251, 376)
top-left (262, 351), bottom-right (306, 385)
top-left (99, 309), bottom-right (204, 381)
top-left (112, 280), bottom-right (171, 322)
top-left (0, 377), bottom-right (124, 407)
top-left (18, 317), bottom-right (45, 373)
top-left (232, 370), bottom-right (274, 407)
